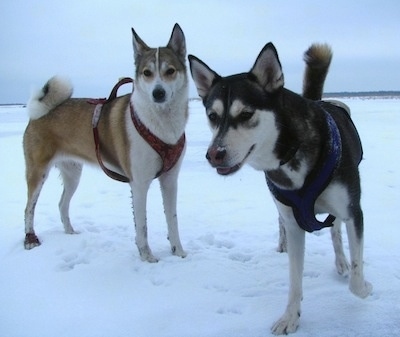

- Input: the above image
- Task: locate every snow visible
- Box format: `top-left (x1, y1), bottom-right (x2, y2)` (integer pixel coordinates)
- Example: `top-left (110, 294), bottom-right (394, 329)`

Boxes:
top-left (0, 98), bottom-right (399, 337)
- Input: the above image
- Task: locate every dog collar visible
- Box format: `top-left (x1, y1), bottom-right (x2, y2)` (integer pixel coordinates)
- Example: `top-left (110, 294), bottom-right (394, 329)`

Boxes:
top-left (130, 103), bottom-right (186, 179)
top-left (266, 108), bottom-right (342, 232)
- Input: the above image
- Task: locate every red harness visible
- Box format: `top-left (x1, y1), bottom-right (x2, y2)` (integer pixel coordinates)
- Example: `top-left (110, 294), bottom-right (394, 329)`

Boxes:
top-left (89, 78), bottom-right (186, 182)
top-left (130, 103), bottom-right (185, 178)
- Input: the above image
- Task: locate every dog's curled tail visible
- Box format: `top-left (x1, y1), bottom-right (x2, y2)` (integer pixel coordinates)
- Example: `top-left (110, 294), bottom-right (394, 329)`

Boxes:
top-left (302, 43), bottom-right (332, 101)
top-left (27, 76), bottom-right (73, 120)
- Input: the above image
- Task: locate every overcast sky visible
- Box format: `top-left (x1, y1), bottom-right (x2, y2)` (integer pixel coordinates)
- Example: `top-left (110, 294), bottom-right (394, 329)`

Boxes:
top-left (1, 0), bottom-right (399, 103)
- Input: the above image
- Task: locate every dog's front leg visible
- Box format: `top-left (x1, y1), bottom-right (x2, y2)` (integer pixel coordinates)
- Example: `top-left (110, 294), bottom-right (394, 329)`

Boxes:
top-left (159, 169), bottom-right (186, 258)
top-left (271, 205), bottom-right (305, 335)
top-left (130, 181), bottom-right (158, 263)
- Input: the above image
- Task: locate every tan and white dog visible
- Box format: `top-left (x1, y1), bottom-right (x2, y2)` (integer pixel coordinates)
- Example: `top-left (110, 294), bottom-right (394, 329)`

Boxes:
top-left (23, 24), bottom-right (188, 263)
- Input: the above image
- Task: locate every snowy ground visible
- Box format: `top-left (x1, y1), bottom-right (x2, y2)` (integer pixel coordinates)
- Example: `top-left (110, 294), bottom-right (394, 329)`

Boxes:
top-left (0, 98), bottom-right (399, 337)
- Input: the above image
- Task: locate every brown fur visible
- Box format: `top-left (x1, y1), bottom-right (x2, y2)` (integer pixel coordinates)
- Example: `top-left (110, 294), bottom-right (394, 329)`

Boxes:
top-left (23, 24), bottom-right (189, 262)
top-left (23, 95), bottom-right (131, 184)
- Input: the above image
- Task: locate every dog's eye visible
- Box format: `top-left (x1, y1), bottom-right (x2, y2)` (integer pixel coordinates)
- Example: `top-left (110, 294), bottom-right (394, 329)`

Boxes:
top-left (238, 110), bottom-right (254, 122)
top-left (143, 69), bottom-right (152, 77)
top-left (208, 111), bottom-right (219, 124)
top-left (166, 67), bottom-right (176, 76)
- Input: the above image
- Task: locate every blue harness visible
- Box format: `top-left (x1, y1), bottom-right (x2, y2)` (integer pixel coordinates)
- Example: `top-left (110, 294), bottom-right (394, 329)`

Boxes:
top-left (266, 109), bottom-right (342, 232)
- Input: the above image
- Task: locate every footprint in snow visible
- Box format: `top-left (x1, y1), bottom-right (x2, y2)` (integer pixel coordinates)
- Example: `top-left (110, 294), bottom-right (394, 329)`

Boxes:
top-left (228, 252), bottom-right (253, 262)
top-left (216, 306), bottom-right (242, 315)
top-left (57, 252), bottom-right (89, 271)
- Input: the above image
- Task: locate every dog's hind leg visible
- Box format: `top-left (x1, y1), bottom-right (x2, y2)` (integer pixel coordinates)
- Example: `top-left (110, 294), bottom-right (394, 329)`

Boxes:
top-left (24, 163), bottom-right (50, 249)
top-left (159, 170), bottom-right (186, 258)
top-left (57, 161), bottom-right (82, 234)
top-left (271, 205), bottom-right (305, 335)
top-left (330, 218), bottom-right (350, 276)
top-left (276, 214), bottom-right (287, 253)
top-left (345, 211), bottom-right (372, 298)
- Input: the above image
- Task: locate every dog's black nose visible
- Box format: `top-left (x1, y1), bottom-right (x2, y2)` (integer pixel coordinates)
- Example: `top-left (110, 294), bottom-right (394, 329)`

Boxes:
top-left (153, 86), bottom-right (166, 103)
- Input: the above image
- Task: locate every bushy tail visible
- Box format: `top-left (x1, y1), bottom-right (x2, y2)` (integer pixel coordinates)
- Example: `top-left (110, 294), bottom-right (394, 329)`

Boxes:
top-left (27, 76), bottom-right (73, 120)
top-left (302, 43), bottom-right (332, 100)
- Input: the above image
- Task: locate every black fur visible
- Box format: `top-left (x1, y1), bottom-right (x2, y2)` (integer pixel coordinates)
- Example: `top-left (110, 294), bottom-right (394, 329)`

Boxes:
top-left (189, 42), bottom-right (371, 334)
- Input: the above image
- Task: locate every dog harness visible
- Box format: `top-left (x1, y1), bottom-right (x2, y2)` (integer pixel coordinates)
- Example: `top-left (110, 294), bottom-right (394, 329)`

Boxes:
top-left (89, 78), bottom-right (186, 182)
top-left (129, 103), bottom-right (185, 178)
top-left (265, 107), bottom-right (342, 233)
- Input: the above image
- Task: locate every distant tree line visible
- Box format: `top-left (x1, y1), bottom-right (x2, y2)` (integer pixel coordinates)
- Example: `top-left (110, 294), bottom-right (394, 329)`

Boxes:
top-left (2, 92), bottom-right (400, 105)
top-left (323, 91), bottom-right (400, 98)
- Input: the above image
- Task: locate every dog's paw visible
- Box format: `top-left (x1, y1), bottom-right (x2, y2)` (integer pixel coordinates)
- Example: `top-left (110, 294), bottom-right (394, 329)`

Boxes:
top-left (276, 242), bottom-right (287, 253)
top-left (350, 279), bottom-right (373, 298)
top-left (65, 228), bottom-right (79, 235)
top-left (271, 312), bottom-right (300, 335)
top-left (64, 226), bottom-right (78, 235)
top-left (335, 256), bottom-right (350, 276)
top-left (139, 250), bottom-right (159, 263)
top-left (24, 233), bottom-right (41, 250)
top-left (172, 246), bottom-right (187, 258)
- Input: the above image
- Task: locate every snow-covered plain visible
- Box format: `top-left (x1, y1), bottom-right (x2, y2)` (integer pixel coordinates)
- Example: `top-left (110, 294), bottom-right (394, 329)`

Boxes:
top-left (0, 98), bottom-right (399, 337)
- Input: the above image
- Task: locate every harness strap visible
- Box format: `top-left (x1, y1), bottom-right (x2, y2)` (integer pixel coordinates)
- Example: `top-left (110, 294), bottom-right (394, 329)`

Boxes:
top-left (92, 125), bottom-right (130, 182)
top-left (89, 77), bottom-right (133, 183)
top-left (89, 77), bottom-right (186, 182)
top-left (266, 109), bottom-right (342, 232)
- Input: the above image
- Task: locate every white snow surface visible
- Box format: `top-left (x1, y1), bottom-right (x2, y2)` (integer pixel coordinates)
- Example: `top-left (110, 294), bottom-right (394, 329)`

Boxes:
top-left (0, 98), bottom-right (399, 337)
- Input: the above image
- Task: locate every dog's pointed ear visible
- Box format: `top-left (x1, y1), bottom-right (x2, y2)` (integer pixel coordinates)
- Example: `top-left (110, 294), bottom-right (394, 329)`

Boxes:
top-left (131, 27), bottom-right (151, 65)
top-left (188, 55), bottom-right (221, 100)
top-left (167, 23), bottom-right (186, 64)
top-left (250, 42), bottom-right (284, 93)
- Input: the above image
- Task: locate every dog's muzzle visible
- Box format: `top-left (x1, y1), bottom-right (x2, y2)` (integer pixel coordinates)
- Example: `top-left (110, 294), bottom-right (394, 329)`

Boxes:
top-left (206, 145), bottom-right (255, 175)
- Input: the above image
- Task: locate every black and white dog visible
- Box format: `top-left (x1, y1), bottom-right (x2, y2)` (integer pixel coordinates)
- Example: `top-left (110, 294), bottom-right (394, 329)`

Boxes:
top-left (189, 43), bottom-right (372, 334)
